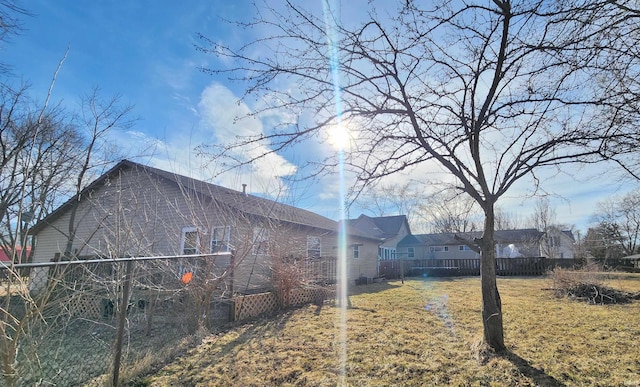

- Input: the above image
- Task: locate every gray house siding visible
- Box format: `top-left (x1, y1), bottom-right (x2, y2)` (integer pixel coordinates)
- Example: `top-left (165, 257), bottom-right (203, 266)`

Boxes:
top-left (30, 161), bottom-right (380, 292)
top-left (397, 229), bottom-right (546, 261)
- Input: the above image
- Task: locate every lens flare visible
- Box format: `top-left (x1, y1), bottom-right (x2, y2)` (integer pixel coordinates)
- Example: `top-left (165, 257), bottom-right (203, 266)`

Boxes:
top-left (322, 0), bottom-right (348, 385)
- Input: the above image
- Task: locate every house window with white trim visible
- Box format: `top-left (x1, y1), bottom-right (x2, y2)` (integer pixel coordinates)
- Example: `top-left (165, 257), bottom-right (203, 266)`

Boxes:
top-left (307, 236), bottom-right (321, 259)
top-left (459, 245), bottom-right (472, 251)
top-left (252, 227), bottom-right (269, 255)
top-left (181, 227), bottom-right (200, 255)
top-left (430, 246), bottom-right (448, 253)
top-left (407, 247), bottom-right (415, 258)
top-left (353, 244), bottom-right (360, 259)
top-left (211, 226), bottom-right (231, 253)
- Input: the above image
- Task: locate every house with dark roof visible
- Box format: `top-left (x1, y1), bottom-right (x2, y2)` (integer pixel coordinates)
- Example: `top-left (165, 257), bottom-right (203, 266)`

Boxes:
top-left (344, 214), bottom-right (411, 260)
top-left (29, 160), bottom-right (381, 292)
top-left (397, 229), bottom-right (545, 260)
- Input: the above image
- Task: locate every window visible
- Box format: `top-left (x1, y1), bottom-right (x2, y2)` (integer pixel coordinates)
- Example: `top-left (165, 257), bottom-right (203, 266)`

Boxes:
top-left (549, 236), bottom-right (559, 247)
top-left (252, 227), bottom-right (269, 255)
top-left (211, 226), bottom-right (231, 253)
top-left (459, 245), bottom-right (472, 251)
top-left (353, 244), bottom-right (360, 259)
top-left (407, 247), bottom-right (415, 258)
top-left (429, 246), bottom-right (448, 253)
top-left (307, 236), bottom-right (321, 259)
top-left (181, 227), bottom-right (200, 255)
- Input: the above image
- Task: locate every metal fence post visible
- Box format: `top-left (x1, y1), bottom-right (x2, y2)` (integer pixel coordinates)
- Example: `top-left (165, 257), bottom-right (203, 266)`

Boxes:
top-left (112, 259), bottom-right (133, 387)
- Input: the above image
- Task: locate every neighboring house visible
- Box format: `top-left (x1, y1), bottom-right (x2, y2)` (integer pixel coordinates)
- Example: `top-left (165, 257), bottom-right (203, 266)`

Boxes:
top-left (541, 227), bottom-right (575, 259)
top-left (344, 214), bottom-right (411, 260)
top-left (621, 253), bottom-right (640, 269)
top-left (397, 229), bottom-right (546, 260)
top-left (0, 246), bottom-right (30, 264)
top-left (29, 160), bottom-right (380, 292)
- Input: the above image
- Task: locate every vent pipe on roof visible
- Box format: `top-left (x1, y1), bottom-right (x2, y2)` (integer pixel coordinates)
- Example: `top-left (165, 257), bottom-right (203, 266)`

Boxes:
top-left (242, 184), bottom-right (248, 196)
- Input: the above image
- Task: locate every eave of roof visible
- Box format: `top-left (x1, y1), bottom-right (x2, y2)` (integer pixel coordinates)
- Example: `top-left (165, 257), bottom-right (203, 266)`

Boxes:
top-left (30, 160), bottom-right (380, 241)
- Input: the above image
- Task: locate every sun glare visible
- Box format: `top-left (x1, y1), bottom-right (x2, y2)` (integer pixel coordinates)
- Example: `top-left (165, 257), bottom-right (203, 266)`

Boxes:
top-left (329, 124), bottom-right (351, 150)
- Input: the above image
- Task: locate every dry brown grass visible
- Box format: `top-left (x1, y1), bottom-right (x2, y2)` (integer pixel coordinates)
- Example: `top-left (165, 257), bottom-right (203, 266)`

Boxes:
top-left (142, 275), bottom-right (640, 386)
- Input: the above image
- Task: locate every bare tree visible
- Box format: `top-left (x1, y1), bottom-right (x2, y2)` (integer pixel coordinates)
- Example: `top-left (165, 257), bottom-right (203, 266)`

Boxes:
top-left (357, 182), bottom-right (421, 225)
top-left (418, 190), bottom-right (481, 233)
top-left (527, 197), bottom-right (573, 258)
top-left (199, 1), bottom-right (639, 350)
top-left (592, 189), bottom-right (640, 257)
top-left (568, 1), bottom-right (640, 180)
top-left (528, 198), bottom-right (557, 233)
top-left (0, 84), bottom-right (83, 264)
top-left (62, 88), bottom-right (136, 260)
top-left (493, 207), bottom-right (526, 232)
top-left (0, 0), bottom-right (30, 73)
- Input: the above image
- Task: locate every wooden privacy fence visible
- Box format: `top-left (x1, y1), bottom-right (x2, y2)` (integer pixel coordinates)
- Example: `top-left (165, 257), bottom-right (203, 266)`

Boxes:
top-left (379, 258), bottom-right (577, 278)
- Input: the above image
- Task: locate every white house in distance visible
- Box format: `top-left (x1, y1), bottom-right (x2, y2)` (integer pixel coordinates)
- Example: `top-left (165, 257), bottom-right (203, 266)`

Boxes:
top-left (541, 226), bottom-right (576, 259)
top-left (28, 160), bottom-right (381, 292)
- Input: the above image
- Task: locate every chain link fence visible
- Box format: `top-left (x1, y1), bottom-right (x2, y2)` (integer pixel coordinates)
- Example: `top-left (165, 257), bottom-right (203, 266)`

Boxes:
top-left (0, 253), bottom-right (235, 386)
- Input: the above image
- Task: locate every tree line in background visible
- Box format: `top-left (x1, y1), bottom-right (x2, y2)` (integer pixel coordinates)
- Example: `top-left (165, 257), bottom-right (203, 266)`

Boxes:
top-left (357, 182), bottom-right (548, 234)
top-left (587, 188), bottom-right (640, 260)
top-left (0, 1), bottom-right (138, 263)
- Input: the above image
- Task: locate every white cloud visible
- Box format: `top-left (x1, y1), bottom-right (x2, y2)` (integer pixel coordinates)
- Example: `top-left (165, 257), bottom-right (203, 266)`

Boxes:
top-left (197, 82), bottom-right (298, 186)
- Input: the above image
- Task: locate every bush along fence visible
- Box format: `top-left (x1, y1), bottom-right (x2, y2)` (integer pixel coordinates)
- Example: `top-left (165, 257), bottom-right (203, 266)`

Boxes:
top-left (0, 254), bottom-right (335, 387)
top-left (379, 257), bottom-right (578, 279)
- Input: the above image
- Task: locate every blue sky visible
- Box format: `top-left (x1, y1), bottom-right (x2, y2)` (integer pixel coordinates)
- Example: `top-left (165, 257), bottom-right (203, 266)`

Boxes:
top-left (3, 1), bottom-right (637, 233)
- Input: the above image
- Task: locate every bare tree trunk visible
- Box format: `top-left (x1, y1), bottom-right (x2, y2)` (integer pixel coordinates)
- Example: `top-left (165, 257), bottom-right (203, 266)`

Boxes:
top-left (479, 204), bottom-right (505, 351)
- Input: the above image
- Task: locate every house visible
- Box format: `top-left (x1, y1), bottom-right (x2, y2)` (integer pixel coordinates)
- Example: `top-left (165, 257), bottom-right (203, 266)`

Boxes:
top-left (29, 160), bottom-right (380, 292)
top-left (344, 214), bottom-right (411, 260)
top-left (541, 227), bottom-right (576, 259)
top-left (0, 246), bottom-right (30, 264)
top-left (396, 229), bottom-right (546, 260)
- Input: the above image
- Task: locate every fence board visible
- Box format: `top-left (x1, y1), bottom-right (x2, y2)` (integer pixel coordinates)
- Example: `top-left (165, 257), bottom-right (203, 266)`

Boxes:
top-left (379, 257), bottom-right (577, 278)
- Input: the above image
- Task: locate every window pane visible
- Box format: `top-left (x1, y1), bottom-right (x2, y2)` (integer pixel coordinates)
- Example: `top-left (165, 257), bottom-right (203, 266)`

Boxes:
top-left (183, 230), bottom-right (199, 255)
top-left (307, 236), bottom-right (321, 259)
top-left (212, 226), bottom-right (231, 253)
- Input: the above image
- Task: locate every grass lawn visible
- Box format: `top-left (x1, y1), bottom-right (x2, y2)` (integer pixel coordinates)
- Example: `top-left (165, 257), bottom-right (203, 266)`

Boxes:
top-left (143, 274), bottom-right (640, 386)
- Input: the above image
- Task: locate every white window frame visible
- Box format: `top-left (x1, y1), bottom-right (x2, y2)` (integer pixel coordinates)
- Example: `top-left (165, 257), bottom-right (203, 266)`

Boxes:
top-left (459, 245), bottom-right (472, 251)
top-left (407, 247), bottom-right (415, 258)
top-left (252, 227), bottom-right (269, 255)
top-left (181, 227), bottom-right (200, 255)
top-left (430, 246), bottom-right (449, 253)
top-left (307, 236), bottom-right (321, 259)
top-left (211, 226), bottom-right (231, 253)
top-left (353, 244), bottom-right (360, 259)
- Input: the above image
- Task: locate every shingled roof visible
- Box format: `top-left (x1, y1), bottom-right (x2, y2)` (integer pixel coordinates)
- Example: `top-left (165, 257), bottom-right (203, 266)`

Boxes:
top-left (345, 214), bottom-right (410, 240)
top-left (31, 160), bottom-right (355, 236)
top-left (398, 229), bottom-right (543, 247)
